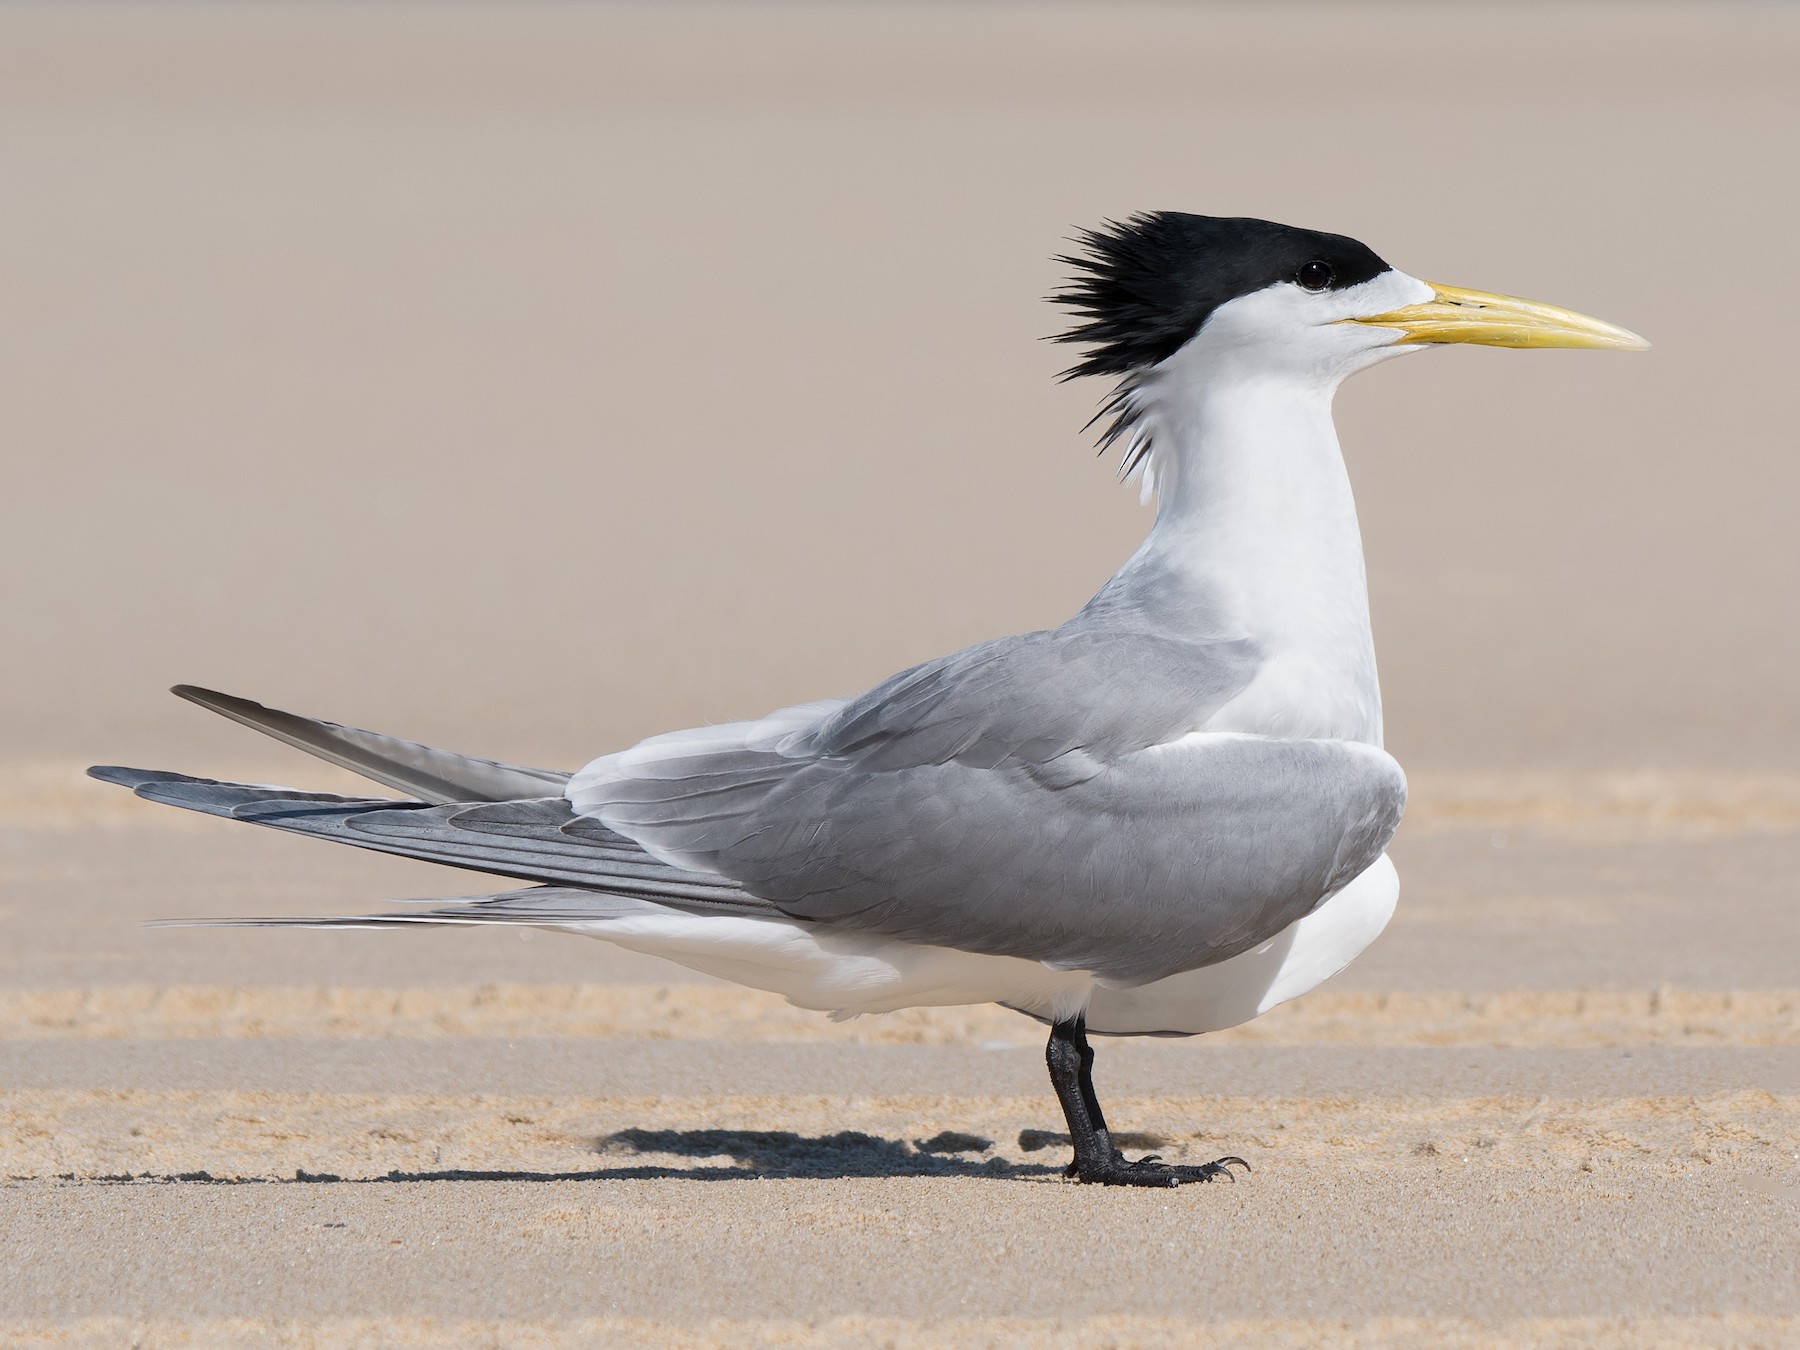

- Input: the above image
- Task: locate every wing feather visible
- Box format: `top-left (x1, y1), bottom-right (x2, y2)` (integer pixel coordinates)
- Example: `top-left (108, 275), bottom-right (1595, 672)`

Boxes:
top-left (147, 885), bottom-right (727, 929)
top-left (89, 767), bottom-right (770, 914)
top-left (171, 686), bottom-right (570, 804)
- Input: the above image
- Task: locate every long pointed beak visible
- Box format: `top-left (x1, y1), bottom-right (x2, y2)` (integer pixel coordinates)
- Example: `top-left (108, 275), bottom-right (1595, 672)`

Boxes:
top-left (1347, 282), bottom-right (1649, 350)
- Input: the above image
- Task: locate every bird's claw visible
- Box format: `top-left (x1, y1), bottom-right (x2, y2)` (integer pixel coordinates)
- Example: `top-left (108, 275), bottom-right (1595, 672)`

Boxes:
top-left (1069, 1151), bottom-right (1251, 1187)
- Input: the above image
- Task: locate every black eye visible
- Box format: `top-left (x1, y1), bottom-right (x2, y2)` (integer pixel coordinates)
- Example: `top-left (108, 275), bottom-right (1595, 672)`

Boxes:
top-left (1297, 261), bottom-right (1333, 292)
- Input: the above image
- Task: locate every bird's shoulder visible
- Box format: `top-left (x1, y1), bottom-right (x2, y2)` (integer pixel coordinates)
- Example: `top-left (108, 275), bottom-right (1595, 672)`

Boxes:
top-left (810, 615), bottom-right (1262, 772)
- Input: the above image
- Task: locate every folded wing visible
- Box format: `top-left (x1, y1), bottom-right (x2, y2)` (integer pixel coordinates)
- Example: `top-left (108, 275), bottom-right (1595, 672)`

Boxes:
top-left (571, 629), bottom-right (1403, 986)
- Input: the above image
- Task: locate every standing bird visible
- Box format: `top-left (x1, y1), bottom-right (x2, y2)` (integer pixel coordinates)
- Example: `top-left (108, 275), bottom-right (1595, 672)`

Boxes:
top-left (92, 214), bottom-right (1646, 1187)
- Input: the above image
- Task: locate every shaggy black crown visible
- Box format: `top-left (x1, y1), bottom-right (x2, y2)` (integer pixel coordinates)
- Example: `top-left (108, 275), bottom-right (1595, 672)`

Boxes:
top-left (1049, 212), bottom-right (1392, 379)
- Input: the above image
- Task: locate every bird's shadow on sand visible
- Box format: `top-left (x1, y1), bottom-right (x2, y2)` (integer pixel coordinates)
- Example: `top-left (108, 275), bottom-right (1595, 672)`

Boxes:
top-left (54, 1129), bottom-right (1089, 1186)
top-left (582, 1127), bottom-right (1060, 1180)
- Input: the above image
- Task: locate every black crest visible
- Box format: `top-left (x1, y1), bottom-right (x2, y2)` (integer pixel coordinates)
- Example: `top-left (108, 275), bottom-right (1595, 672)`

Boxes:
top-left (1049, 212), bottom-right (1391, 379)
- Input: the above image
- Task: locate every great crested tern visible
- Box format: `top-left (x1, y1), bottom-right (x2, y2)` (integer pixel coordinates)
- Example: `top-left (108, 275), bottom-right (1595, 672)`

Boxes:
top-left (92, 213), bottom-right (1646, 1187)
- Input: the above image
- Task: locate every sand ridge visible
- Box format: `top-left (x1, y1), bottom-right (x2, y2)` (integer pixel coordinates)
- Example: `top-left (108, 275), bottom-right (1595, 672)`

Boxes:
top-left (4, 983), bottom-right (1797, 1047)
top-left (0, 1315), bottom-right (1794, 1350)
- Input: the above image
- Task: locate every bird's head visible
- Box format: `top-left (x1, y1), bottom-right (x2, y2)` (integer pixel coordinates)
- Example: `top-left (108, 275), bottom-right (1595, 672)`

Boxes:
top-left (1050, 212), bottom-right (1646, 477)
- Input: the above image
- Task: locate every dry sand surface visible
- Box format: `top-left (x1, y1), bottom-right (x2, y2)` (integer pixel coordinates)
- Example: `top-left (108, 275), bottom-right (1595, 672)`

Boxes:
top-left (2, 3), bottom-right (1798, 1347)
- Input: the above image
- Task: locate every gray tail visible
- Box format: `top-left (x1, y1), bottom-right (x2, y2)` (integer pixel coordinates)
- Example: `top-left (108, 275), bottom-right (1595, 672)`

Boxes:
top-left (167, 685), bottom-right (570, 804)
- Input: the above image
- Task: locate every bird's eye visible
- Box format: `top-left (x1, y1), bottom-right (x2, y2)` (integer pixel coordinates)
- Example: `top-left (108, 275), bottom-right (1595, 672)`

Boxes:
top-left (1297, 261), bottom-right (1334, 292)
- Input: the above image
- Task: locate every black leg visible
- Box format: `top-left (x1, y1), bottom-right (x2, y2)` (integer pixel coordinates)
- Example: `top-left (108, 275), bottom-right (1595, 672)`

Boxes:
top-left (1045, 1016), bottom-right (1113, 1172)
top-left (1045, 1016), bottom-right (1250, 1188)
top-left (1074, 1023), bottom-right (1110, 1135)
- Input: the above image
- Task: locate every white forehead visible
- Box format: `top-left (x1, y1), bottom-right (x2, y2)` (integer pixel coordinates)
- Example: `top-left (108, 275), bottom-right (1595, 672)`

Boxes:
top-left (1157, 269), bottom-right (1436, 385)
top-left (1211, 269), bottom-right (1432, 330)
top-left (1333, 269), bottom-right (1433, 314)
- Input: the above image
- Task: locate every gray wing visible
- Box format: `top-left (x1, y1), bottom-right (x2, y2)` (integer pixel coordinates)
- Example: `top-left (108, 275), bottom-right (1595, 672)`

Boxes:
top-left (171, 685), bottom-right (570, 804)
top-left (572, 625), bottom-right (1404, 986)
top-left (586, 733), bottom-right (1402, 986)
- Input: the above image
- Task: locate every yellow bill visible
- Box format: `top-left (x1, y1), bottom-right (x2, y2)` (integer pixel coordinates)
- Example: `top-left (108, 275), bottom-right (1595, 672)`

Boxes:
top-left (1348, 282), bottom-right (1649, 350)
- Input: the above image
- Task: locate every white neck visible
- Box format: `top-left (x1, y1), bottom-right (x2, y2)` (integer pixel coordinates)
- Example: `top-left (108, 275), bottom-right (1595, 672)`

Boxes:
top-left (1115, 357), bottom-right (1384, 745)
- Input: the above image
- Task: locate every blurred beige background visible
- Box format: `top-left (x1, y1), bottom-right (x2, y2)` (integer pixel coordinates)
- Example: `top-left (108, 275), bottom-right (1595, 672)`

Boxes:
top-left (3, 1), bottom-right (1796, 776)
top-left (3, 6), bottom-right (1797, 1344)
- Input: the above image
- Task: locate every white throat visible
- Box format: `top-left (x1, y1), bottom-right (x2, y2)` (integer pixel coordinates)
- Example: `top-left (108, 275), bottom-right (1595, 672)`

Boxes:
top-left (1118, 345), bottom-right (1385, 745)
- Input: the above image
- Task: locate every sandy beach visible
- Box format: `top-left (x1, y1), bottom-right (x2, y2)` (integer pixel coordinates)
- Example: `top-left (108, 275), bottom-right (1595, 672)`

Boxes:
top-left (2, 3), bottom-right (1797, 1345)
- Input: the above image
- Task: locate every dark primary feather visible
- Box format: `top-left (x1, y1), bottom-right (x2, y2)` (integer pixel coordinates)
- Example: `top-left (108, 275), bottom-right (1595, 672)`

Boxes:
top-left (170, 685), bottom-right (570, 805)
top-left (88, 767), bottom-right (770, 915)
top-left (148, 886), bottom-right (739, 930)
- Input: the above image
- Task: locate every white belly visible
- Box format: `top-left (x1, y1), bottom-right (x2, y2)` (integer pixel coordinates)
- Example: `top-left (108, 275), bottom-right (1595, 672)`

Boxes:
top-left (552, 853), bottom-right (1399, 1038)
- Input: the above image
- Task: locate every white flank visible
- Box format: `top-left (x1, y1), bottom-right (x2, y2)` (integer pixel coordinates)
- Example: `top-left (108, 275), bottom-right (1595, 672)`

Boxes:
top-left (545, 853), bottom-right (1397, 1037)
